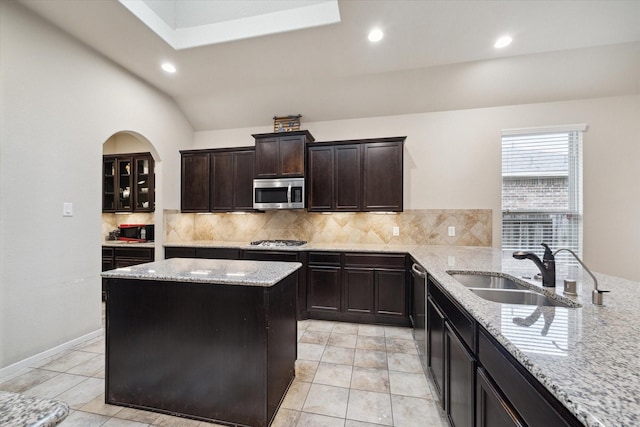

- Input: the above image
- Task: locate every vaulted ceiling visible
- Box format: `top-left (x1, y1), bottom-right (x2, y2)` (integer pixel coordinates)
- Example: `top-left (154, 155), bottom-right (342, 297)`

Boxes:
top-left (19, 0), bottom-right (640, 131)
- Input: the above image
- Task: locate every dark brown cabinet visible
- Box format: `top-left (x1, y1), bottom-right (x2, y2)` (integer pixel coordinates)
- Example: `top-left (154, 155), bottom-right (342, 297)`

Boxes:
top-left (165, 246), bottom-right (241, 260)
top-left (363, 141), bottom-right (403, 211)
top-left (103, 153), bottom-right (154, 213)
top-left (101, 245), bottom-right (154, 300)
top-left (307, 137), bottom-right (404, 212)
top-left (476, 367), bottom-right (525, 427)
top-left (307, 251), bottom-right (409, 325)
top-left (253, 131), bottom-right (314, 178)
top-left (425, 275), bottom-right (582, 427)
top-left (181, 152), bottom-right (210, 212)
top-left (181, 148), bottom-right (255, 212)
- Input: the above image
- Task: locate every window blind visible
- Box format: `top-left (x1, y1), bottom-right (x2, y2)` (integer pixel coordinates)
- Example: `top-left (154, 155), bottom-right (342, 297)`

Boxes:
top-left (501, 127), bottom-right (584, 265)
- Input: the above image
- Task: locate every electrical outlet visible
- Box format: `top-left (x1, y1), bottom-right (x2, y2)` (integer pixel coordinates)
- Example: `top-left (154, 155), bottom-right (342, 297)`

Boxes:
top-left (448, 226), bottom-right (456, 237)
top-left (392, 226), bottom-right (400, 236)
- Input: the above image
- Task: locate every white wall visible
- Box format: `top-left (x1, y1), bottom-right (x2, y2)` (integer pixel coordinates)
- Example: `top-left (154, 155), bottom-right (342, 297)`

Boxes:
top-left (0, 2), bottom-right (193, 370)
top-left (194, 95), bottom-right (640, 281)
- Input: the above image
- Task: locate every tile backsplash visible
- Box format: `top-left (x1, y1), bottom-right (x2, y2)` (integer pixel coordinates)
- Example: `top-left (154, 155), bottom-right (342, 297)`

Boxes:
top-left (163, 209), bottom-right (492, 247)
top-left (102, 213), bottom-right (155, 241)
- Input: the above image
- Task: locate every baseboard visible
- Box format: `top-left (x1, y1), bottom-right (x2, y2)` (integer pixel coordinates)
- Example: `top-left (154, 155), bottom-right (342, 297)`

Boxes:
top-left (0, 328), bottom-right (103, 380)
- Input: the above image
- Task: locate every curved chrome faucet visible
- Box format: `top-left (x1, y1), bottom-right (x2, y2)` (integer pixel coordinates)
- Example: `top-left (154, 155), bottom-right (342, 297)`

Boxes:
top-left (513, 243), bottom-right (556, 287)
top-left (553, 248), bottom-right (608, 305)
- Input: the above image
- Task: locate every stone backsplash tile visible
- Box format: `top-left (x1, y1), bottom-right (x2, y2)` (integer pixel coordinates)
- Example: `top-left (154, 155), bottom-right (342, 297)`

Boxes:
top-left (163, 209), bottom-right (492, 247)
top-left (102, 212), bottom-right (155, 241)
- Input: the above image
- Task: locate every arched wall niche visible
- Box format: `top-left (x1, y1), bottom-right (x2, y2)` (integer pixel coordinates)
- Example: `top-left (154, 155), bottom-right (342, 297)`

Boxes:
top-left (103, 130), bottom-right (161, 161)
top-left (101, 130), bottom-right (164, 261)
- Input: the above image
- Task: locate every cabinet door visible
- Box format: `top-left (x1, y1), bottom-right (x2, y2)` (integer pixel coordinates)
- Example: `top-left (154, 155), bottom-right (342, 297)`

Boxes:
top-left (476, 367), bottom-right (525, 427)
top-left (308, 265), bottom-right (341, 312)
top-left (343, 268), bottom-right (374, 314)
top-left (103, 157), bottom-right (116, 212)
top-left (117, 157), bottom-right (133, 211)
top-left (233, 150), bottom-right (255, 210)
top-left (134, 155), bottom-right (154, 212)
top-left (334, 144), bottom-right (361, 210)
top-left (181, 153), bottom-right (210, 212)
top-left (375, 269), bottom-right (406, 317)
top-left (362, 141), bottom-right (403, 211)
top-left (210, 152), bottom-right (234, 211)
top-left (446, 322), bottom-right (475, 427)
top-left (427, 296), bottom-right (446, 405)
top-left (278, 135), bottom-right (305, 177)
top-left (255, 137), bottom-right (279, 177)
top-left (307, 146), bottom-right (334, 211)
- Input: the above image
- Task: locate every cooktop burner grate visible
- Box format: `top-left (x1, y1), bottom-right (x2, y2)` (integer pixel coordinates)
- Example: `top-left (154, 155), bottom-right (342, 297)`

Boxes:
top-left (250, 240), bottom-right (307, 247)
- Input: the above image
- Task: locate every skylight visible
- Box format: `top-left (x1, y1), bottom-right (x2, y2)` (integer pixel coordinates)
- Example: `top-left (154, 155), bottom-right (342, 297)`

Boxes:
top-left (118, 0), bottom-right (341, 50)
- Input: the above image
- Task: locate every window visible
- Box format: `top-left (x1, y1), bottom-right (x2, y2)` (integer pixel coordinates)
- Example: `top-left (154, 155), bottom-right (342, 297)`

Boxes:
top-left (501, 125), bottom-right (585, 265)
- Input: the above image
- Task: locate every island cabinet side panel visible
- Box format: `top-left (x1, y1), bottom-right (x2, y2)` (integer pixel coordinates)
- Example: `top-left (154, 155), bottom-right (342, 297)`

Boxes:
top-left (265, 273), bottom-right (298, 424)
top-left (105, 278), bottom-right (271, 426)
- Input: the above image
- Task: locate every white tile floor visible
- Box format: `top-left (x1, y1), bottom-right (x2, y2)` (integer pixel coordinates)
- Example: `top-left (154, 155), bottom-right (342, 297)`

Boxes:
top-left (0, 316), bottom-right (448, 427)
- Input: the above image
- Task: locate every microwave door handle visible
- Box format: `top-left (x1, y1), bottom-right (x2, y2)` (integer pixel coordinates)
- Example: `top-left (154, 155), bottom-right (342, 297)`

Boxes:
top-left (287, 184), bottom-right (292, 204)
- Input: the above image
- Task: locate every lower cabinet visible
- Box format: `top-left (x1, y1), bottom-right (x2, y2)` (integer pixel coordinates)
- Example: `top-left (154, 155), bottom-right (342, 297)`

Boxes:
top-left (476, 367), bottom-right (525, 427)
top-left (102, 246), bottom-right (154, 300)
top-left (426, 276), bottom-right (582, 427)
top-left (164, 246), bottom-right (241, 259)
top-left (308, 252), bottom-right (409, 325)
top-left (427, 277), bottom-right (475, 426)
top-left (446, 322), bottom-right (475, 427)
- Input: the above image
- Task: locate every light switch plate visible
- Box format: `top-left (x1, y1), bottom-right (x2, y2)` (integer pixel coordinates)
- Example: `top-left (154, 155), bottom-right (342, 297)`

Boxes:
top-left (63, 202), bottom-right (73, 217)
top-left (392, 226), bottom-right (400, 236)
top-left (448, 226), bottom-right (456, 237)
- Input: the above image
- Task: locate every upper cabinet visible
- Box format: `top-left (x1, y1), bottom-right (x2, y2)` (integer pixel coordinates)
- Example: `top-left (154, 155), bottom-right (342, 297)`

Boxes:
top-left (307, 137), bottom-right (405, 212)
top-left (103, 152), bottom-right (154, 213)
top-left (253, 130), bottom-right (315, 178)
top-left (181, 147), bottom-right (255, 213)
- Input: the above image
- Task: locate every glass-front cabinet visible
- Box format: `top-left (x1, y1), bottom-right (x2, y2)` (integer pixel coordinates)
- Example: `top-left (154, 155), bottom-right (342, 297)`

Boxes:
top-left (103, 152), bottom-right (154, 213)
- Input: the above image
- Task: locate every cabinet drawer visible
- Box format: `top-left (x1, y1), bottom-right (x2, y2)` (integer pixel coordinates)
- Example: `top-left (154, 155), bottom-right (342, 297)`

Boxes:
top-left (165, 247), bottom-right (196, 259)
top-left (114, 247), bottom-right (154, 260)
top-left (343, 253), bottom-right (405, 268)
top-left (308, 252), bottom-right (341, 265)
top-left (196, 248), bottom-right (241, 259)
top-left (429, 278), bottom-right (474, 351)
top-left (243, 250), bottom-right (298, 262)
top-left (478, 328), bottom-right (577, 427)
top-left (102, 247), bottom-right (114, 257)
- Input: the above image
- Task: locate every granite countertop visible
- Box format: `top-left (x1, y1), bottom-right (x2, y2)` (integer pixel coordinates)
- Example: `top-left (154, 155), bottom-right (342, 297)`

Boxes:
top-left (0, 390), bottom-right (69, 426)
top-left (103, 241), bottom-right (155, 248)
top-left (408, 245), bottom-right (639, 427)
top-left (164, 241), bottom-right (639, 426)
top-left (101, 257), bottom-right (302, 287)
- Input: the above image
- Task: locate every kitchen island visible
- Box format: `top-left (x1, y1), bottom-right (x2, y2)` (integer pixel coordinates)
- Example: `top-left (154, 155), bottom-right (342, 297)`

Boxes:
top-left (101, 258), bottom-right (301, 427)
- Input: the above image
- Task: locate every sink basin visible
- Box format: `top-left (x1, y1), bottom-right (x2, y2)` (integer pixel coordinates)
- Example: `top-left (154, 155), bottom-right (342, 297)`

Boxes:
top-left (469, 288), bottom-right (573, 307)
top-left (449, 272), bottom-right (530, 290)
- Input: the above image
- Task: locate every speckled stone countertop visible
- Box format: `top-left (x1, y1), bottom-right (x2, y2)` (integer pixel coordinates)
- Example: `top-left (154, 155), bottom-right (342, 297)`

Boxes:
top-left (165, 241), bottom-right (639, 426)
top-left (0, 390), bottom-right (69, 426)
top-left (101, 257), bottom-right (302, 287)
top-left (102, 241), bottom-right (155, 248)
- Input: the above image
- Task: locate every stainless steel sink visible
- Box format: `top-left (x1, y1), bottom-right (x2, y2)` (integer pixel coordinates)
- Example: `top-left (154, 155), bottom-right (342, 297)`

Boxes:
top-left (448, 273), bottom-right (530, 290)
top-left (469, 288), bottom-right (573, 307)
top-left (447, 271), bottom-right (579, 308)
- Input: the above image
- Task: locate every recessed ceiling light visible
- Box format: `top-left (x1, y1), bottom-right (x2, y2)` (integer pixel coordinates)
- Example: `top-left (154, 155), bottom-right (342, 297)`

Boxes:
top-left (368, 28), bottom-right (384, 43)
top-left (494, 36), bottom-right (513, 49)
top-left (161, 62), bottom-right (177, 73)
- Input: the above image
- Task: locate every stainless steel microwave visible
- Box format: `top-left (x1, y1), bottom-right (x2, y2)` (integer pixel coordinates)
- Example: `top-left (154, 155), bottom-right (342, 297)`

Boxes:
top-left (253, 177), bottom-right (305, 210)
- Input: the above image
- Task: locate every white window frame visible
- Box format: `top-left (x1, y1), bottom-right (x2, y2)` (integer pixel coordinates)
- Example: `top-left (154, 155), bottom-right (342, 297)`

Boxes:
top-left (501, 124), bottom-right (586, 265)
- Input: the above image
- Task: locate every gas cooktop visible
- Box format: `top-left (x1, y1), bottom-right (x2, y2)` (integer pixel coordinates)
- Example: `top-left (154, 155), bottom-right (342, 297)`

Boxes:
top-left (249, 240), bottom-right (307, 247)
